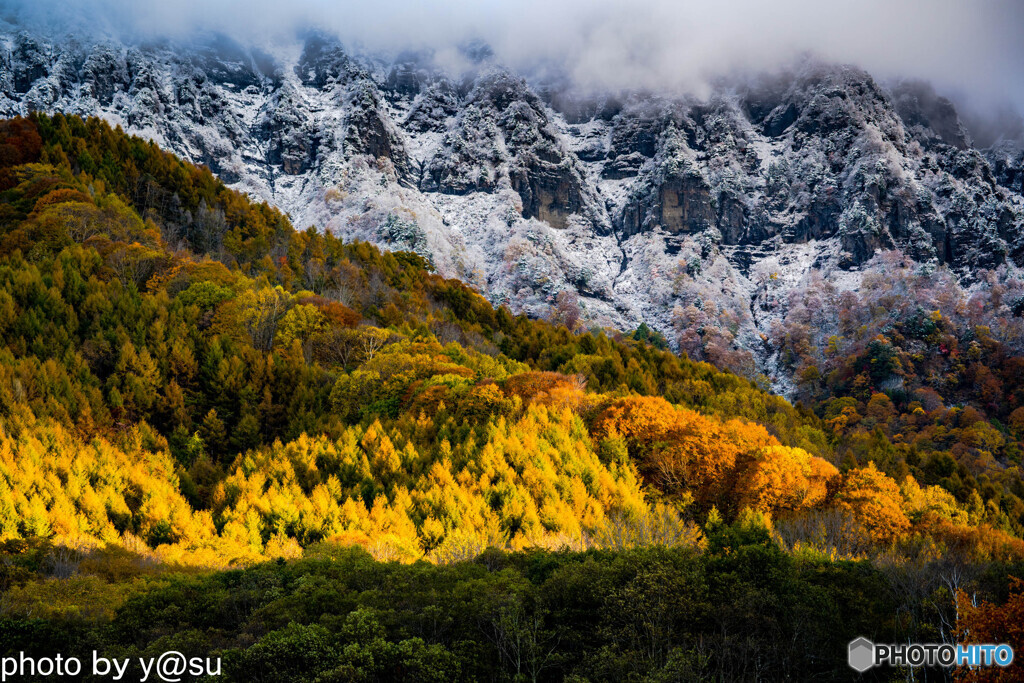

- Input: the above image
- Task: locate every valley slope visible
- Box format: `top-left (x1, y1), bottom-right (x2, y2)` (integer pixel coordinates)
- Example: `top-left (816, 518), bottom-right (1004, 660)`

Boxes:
top-left (4, 25), bottom-right (1023, 391)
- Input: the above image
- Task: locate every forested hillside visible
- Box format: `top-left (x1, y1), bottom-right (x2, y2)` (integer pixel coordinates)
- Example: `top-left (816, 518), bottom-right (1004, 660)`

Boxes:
top-left (1, 114), bottom-right (1024, 680)
top-left (5, 25), bottom-right (1024, 380)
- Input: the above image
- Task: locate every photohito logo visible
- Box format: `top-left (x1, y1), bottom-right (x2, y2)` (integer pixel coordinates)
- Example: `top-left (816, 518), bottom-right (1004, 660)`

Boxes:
top-left (848, 638), bottom-right (1014, 671)
top-left (849, 638), bottom-right (874, 672)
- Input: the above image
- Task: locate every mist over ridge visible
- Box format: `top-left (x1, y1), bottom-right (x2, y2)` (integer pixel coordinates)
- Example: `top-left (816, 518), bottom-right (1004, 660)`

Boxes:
top-left (2, 0), bottom-right (1023, 132)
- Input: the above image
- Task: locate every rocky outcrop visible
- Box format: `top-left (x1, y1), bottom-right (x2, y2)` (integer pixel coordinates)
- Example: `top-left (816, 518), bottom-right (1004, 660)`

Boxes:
top-left (1, 21), bottom-right (1022, 376)
top-left (259, 84), bottom-right (319, 175)
top-left (509, 161), bottom-right (586, 230)
top-left (421, 70), bottom-right (600, 229)
top-left (603, 107), bottom-right (667, 178)
top-left (605, 66), bottom-right (1024, 278)
top-left (988, 142), bottom-right (1024, 196)
top-left (620, 166), bottom-right (714, 236)
top-left (295, 34), bottom-right (356, 88)
top-left (11, 33), bottom-right (49, 94)
top-left (81, 44), bottom-right (129, 105)
top-left (892, 81), bottom-right (972, 150)
top-left (404, 81), bottom-right (459, 133)
top-left (344, 81), bottom-right (413, 185)
top-left (422, 103), bottom-right (505, 194)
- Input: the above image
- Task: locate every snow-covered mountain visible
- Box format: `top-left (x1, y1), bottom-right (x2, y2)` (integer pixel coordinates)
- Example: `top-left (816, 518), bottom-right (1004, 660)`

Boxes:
top-left (3, 26), bottom-right (1023, 388)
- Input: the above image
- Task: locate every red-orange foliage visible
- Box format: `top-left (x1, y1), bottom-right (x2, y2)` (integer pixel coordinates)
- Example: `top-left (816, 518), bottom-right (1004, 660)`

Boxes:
top-left (595, 396), bottom-right (719, 501)
top-left (0, 117), bottom-right (42, 189)
top-left (502, 371), bottom-right (586, 407)
top-left (295, 294), bottom-right (360, 327)
top-left (955, 578), bottom-right (1024, 682)
top-left (592, 396), bottom-right (827, 511)
top-left (31, 188), bottom-right (94, 212)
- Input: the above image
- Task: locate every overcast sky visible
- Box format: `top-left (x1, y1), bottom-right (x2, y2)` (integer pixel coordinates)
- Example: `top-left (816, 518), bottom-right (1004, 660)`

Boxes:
top-left (4, 0), bottom-right (1023, 113)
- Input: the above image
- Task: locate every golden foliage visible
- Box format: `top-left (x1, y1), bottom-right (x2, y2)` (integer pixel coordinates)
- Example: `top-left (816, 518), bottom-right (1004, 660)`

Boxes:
top-left (735, 446), bottom-right (838, 514)
top-left (834, 463), bottom-right (911, 544)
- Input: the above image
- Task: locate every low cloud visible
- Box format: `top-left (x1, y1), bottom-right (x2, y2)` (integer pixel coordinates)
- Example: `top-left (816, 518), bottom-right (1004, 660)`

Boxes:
top-left (4, 0), bottom-right (1023, 117)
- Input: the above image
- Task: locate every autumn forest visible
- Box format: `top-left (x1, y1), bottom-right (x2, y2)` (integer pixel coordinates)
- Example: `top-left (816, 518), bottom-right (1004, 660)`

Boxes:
top-left (1, 114), bottom-right (1023, 681)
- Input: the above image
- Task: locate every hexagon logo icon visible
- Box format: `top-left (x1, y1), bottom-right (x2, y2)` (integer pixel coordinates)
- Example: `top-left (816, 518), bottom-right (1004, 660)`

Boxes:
top-left (848, 637), bottom-right (874, 672)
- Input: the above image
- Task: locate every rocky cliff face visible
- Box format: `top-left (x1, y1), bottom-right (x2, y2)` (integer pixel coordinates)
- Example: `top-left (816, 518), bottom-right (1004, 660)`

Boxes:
top-left (2, 25), bottom-right (1023, 389)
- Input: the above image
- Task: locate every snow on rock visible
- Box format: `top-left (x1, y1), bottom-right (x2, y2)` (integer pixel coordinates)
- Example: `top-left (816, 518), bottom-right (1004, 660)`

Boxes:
top-left (3, 21), bottom-right (1023, 395)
